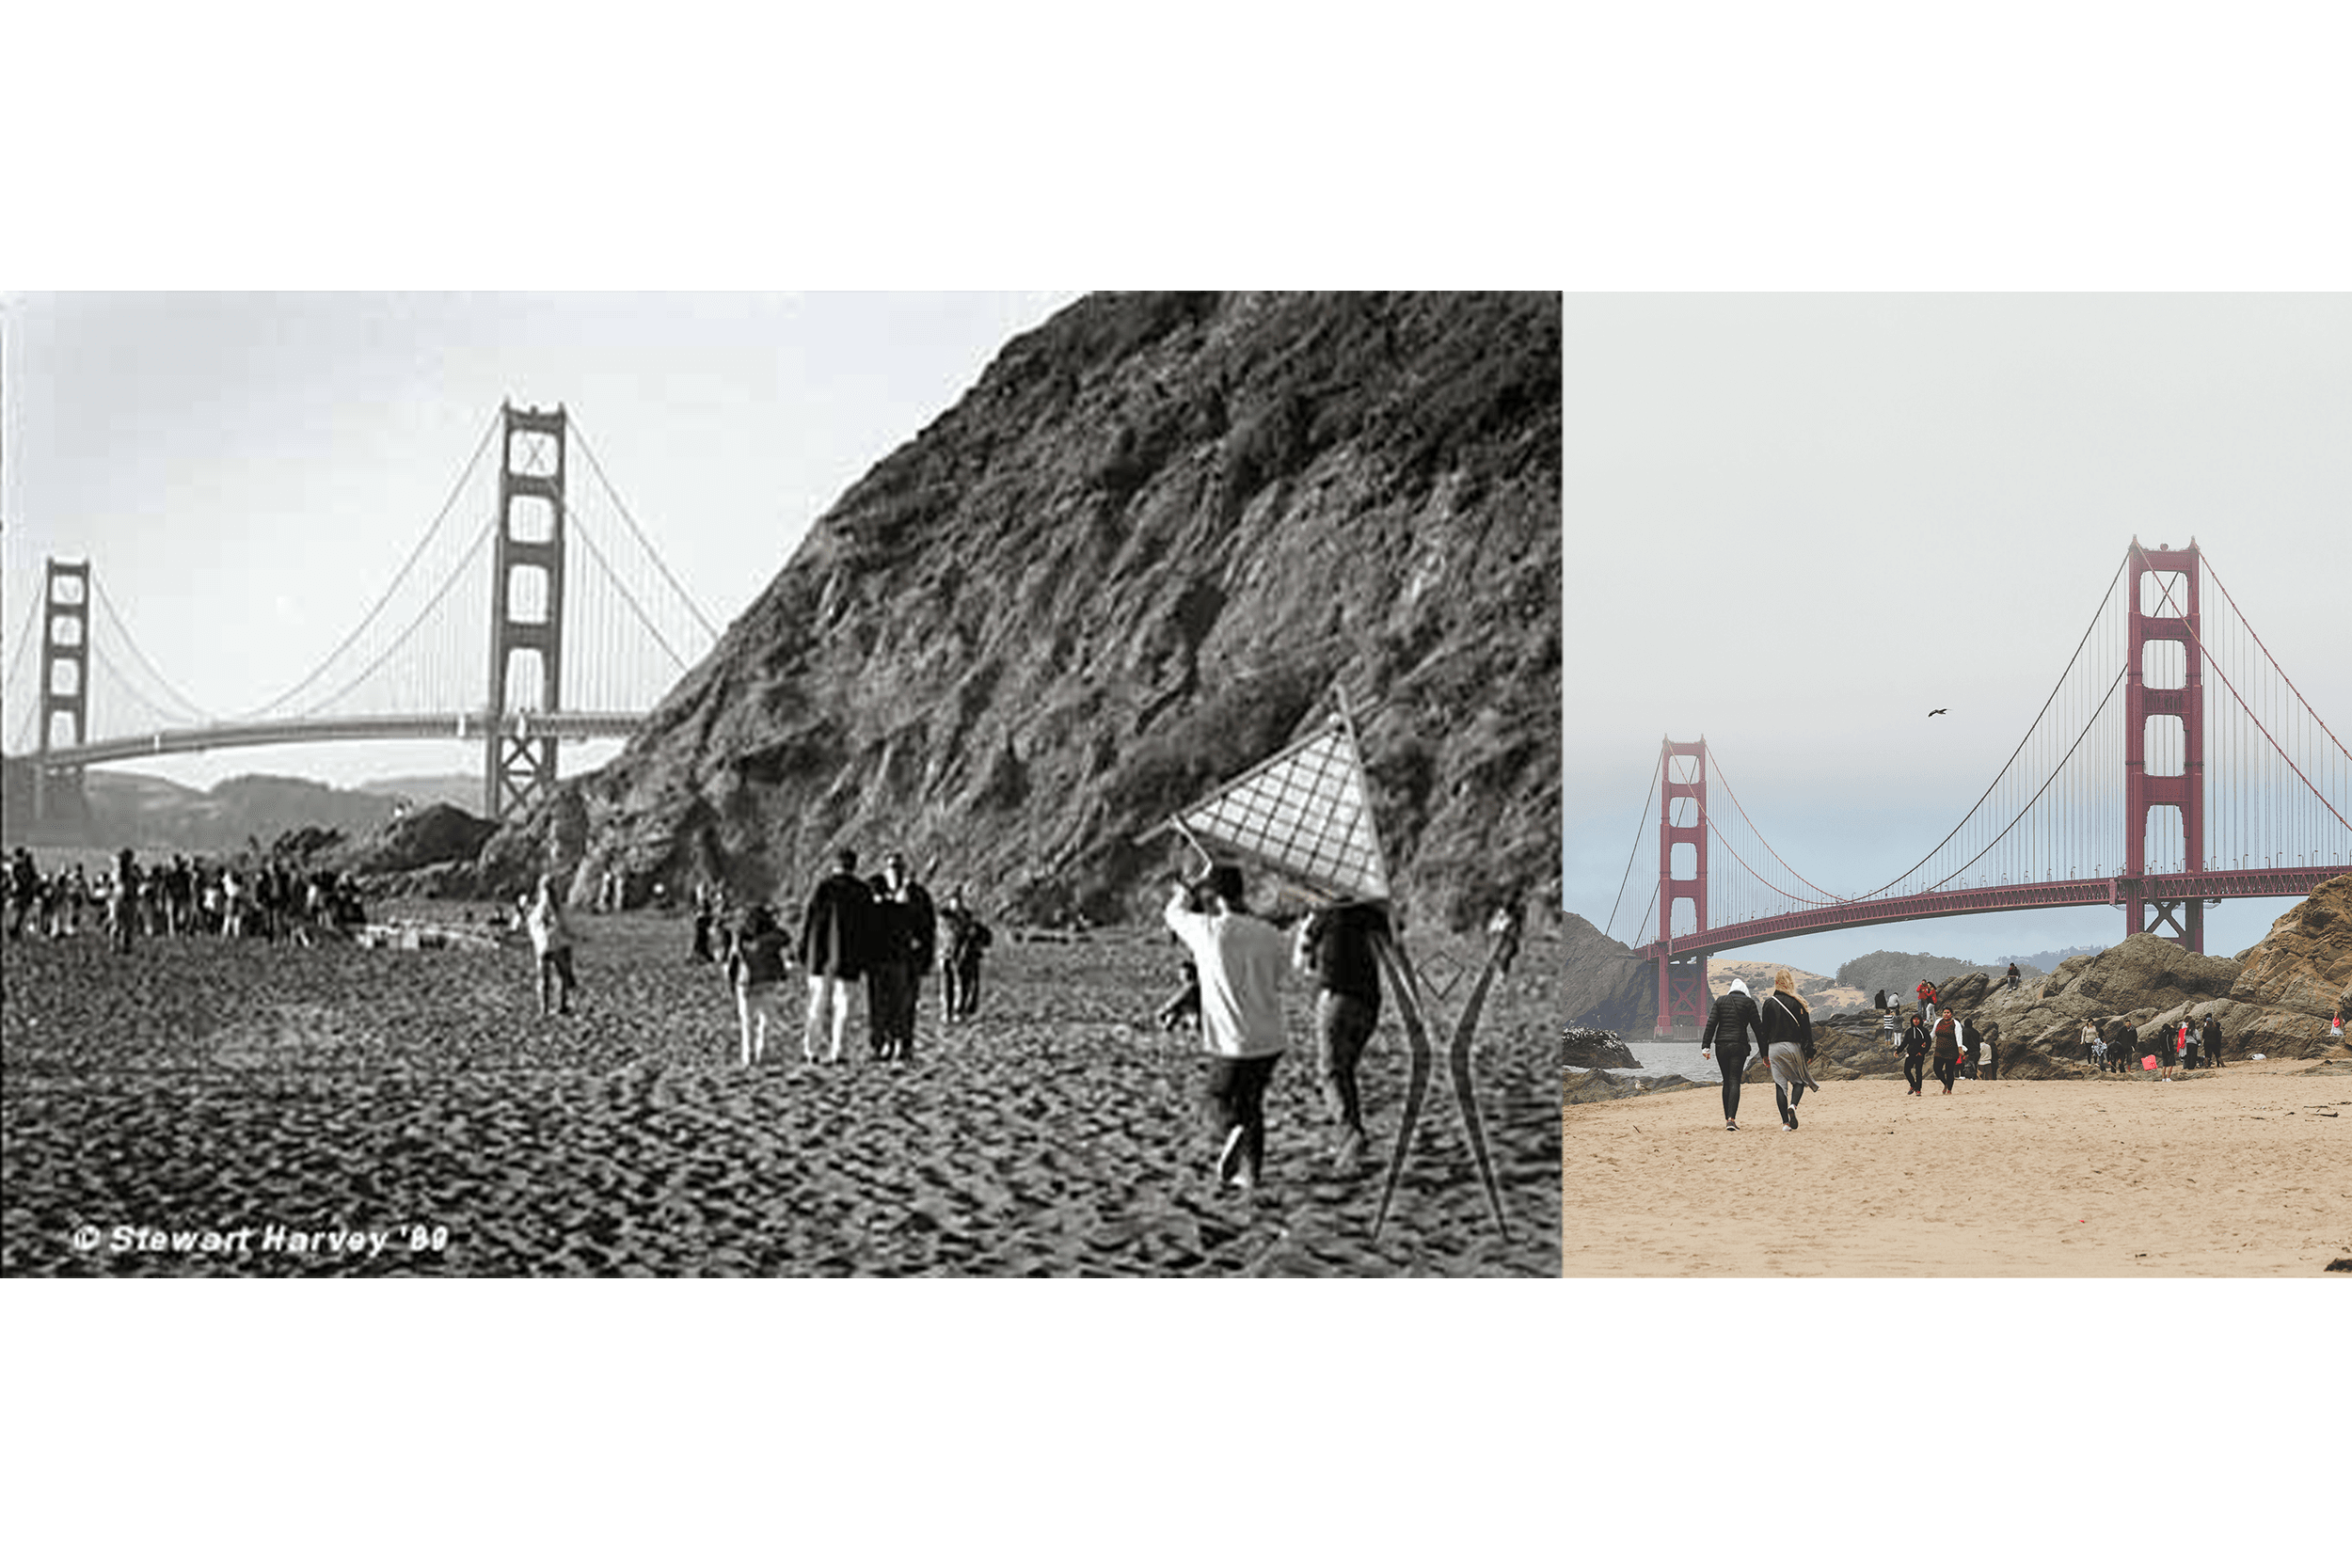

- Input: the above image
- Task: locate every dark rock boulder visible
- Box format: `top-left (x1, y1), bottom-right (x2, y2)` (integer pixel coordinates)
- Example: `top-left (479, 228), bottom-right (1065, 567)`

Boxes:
top-left (1562, 1069), bottom-right (1700, 1104)
top-left (332, 802), bottom-right (500, 878)
top-left (1560, 1027), bottom-right (1642, 1070)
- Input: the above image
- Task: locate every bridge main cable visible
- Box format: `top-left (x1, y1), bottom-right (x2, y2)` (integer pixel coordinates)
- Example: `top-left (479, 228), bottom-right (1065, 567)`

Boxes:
top-left (232, 409), bottom-right (501, 721)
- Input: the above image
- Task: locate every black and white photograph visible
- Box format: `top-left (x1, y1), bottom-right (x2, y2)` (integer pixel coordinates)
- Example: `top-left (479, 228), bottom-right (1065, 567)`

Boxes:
top-left (1, 291), bottom-right (1565, 1277)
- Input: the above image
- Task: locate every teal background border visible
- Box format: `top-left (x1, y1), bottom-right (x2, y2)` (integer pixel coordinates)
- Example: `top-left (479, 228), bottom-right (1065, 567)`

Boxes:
top-left (8, 6), bottom-right (2343, 1560)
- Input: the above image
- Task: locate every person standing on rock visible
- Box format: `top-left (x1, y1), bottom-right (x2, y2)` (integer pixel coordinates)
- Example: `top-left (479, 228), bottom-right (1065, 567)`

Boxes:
top-left (1163, 863), bottom-right (1291, 1192)
top-left (1701, 977), bottom-right (1765, 1130)
top-left (1758, 968), bottom-right (1820, 1130)
top-left (1931, 1006), bottom-right (1963, 1093)
top-left (527, 873), bottom-right (580, 1019)
top-left (2081, 1019), bottom-right (2101, 1069)
top-left (2006, 961), bottom-right (2022, 990)
top-left (1901, 1012), bottom-right (1933, 1095)
top-left (1292, 898), bottom-right (1392, 1174)
top-left (800, 848), bottom-right (875, 1065)
top-left (936, 885), bottom-right (993, 1023)
top-left (723, 903), bottom-right (793, 1066)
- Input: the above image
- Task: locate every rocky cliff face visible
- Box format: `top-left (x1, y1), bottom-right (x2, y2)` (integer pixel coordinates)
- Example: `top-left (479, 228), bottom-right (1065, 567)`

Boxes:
top-left (1555, 912), bottom-right (1655, 1032)
top-left (483, 293), bottom-right (1561, 929)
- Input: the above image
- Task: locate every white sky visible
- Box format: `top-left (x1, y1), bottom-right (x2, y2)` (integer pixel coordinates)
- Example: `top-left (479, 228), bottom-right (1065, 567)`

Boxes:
top-left (1564, 294), bottom-right (2352, 971)
top-left (2, 293), bottom-right (1076, 789)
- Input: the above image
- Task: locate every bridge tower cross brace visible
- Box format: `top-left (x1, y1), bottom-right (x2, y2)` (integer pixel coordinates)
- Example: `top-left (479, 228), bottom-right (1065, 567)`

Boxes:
top-left (1654, 736), bottom-right (1710, 1037)
top-left (32, 558), bottom-right (91, 829)
top-left (484, 404), bottom-right (568, 821)
top-left (2123, 540), bottom-right (2205, 951)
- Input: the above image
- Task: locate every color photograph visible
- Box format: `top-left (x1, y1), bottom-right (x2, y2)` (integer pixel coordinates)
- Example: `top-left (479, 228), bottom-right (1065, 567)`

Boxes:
top-left (1559, 294), bottom-right (2351, 1276)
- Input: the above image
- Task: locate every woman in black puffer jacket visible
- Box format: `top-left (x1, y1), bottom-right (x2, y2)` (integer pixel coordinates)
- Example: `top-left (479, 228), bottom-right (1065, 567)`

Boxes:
top-left (1757, 969), bottom-right (1820, 1130)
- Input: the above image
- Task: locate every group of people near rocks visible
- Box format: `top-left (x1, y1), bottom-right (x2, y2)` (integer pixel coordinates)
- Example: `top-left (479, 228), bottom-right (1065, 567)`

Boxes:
top-left (4, 845), bottom-right (367, 953)
top-left (2083, 1011), bottom-right (2225, 1079)
top-left (1898, 1006), bottom-right (1995, 1094)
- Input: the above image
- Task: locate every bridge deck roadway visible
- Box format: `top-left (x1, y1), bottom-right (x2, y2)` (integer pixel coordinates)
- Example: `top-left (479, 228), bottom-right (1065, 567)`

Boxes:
top-left (8, 712), bottom-right (645, 769)
top-left (1637, 865), bottom-right (2352, 961)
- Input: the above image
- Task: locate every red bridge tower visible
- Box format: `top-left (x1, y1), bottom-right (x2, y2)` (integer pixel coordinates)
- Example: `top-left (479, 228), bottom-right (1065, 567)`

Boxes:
top-left (2123, 539), bottom-right (2206, 951)
top-left (1654, 736), bottom-right (1709, 1036)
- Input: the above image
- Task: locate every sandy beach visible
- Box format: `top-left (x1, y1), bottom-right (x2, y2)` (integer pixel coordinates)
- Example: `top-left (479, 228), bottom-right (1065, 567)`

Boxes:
top-left (1562, 1058), bottom-right (2351, 1275)
top-left (2, 911), bottom-right (1559, 1276)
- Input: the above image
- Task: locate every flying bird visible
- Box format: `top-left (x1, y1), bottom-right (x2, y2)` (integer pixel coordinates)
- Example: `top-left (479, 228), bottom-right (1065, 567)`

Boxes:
top-left (1928, 707), bottom-right (1947, 717)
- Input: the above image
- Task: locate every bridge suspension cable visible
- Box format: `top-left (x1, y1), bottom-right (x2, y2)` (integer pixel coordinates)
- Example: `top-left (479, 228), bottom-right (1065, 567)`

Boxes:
top-left (233, 409), bottom-right (501, 721)
top-left (569, 419), bottom-right (721, 642)
top-left (1602, 748), bottom-right (1661, 942)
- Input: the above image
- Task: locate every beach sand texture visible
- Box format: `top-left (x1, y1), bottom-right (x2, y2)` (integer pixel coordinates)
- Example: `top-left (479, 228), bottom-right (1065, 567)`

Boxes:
top-left (2, 911), bottom-right (1560, 1276)
top-left (1563, 1058), bottom-right (2351, 1275)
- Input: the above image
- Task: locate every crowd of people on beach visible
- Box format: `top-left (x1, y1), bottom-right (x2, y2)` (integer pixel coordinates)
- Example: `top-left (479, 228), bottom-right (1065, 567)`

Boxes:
top-left (1698, 963), bottom-right (2248, 1133)
top-left (525, 846), bottom-right (1524, 1198)
top-left (5, 845), bottom-right (367, 953)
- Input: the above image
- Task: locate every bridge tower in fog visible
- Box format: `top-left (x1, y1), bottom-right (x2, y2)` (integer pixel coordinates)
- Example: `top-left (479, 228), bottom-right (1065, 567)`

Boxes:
top-left (2125, 539), bottom-right (2206, 950)
top-left (1654, 736), bottom-right (1710, 1036)
top-left (32, 559), bottom-right (91, 829)
top-left (484, 404), bottom-right (569, 821)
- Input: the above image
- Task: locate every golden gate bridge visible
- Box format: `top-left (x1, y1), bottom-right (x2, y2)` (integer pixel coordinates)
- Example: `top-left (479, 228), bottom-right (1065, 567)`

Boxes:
top-left (1600, 541), bottom-right (2352, 1035)
top-left (3, 404), bottom-right (719, 826)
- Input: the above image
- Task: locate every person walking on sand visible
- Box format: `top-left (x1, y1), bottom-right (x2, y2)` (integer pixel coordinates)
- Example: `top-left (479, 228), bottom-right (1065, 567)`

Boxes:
top-left (1901, 1011), bottom-right (1932, 1095)
top-left (1931, 1006), bottom-right (1963, 1093)
top-left (1163, 863), bottom-right (1291, 1193)
top-left (1758, 968), bottom-right (1820, 1130)
top-left (936, 885), bottom-right (992, 1023)
top-left (2201, 1012), bottom-right (2223, 1069)
top-left (800, 848), bottom-right (875, 1065)
top-left (527, 874), bottom-right (579, 1019)
top-left (1701, 976), bottom-right (1765, 1131)
top-left (1292, 897), bottom-right (1393, 1175)
top-left (723, 903), bottom-right (793, 1066)
top-left (868, 853), bottom-right (936, 1061)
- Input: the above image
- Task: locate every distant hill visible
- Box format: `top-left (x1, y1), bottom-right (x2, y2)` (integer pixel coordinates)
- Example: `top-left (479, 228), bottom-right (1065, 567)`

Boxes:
top-left (1, 768), bottom-right (407, 857)
top-left (1995, 944), bottom-right (2103, 974)
top-left (1835, 947), bottom-right (2030, 1006)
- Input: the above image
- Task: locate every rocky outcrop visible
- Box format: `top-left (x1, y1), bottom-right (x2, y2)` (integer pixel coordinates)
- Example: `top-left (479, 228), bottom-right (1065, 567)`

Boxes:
top-left (1888, 887), bottom-right (2352, 1067)
top-left (1562, 1069), bottom-right (1698, 1104)
top-left (1560, 1027), bottom-right (1642, 1070)
top-left (1557, 912), bottom-right (1654, 1032)
top-left (479, 293), bottom-right (1561, 930)
top-left (334, 802), bottom-right (501, 877)
top-left (2230, 874), bottom-right (2352, 1021)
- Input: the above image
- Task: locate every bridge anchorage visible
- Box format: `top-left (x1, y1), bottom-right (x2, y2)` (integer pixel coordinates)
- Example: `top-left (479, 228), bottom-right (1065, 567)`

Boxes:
top-left (1601, 539), bottom-right (2352, 1037)
top-left (5, 402), bottom-right (718, 832)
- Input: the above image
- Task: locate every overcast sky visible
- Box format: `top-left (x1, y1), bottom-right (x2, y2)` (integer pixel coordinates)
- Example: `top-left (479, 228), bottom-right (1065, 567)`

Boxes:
top-left (2, 292), bottom-right (1077, 789)
top-left (1563, 294), bottom-right (2352, 973)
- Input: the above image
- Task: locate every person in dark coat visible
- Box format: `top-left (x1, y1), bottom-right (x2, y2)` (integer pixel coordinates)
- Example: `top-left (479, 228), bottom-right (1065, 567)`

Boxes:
top-left (867, 852), bottom-right (936, 1062)
top-left (1292, 899), bottom-right (1393, 1174)
top-left (936, 886), bottom-right (993, 1022)
top-left (1931, 1006), bottom-right (1963, 1093)
top-left (2201, 1012), bottom-right (2223, 1069)
top-left (800, 848), bottom-right (875, 1064)
top-left (1900, 1011), bottom-right (1932, 1095)
top-left (1700, 977), bottom-right (1764, 1130)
